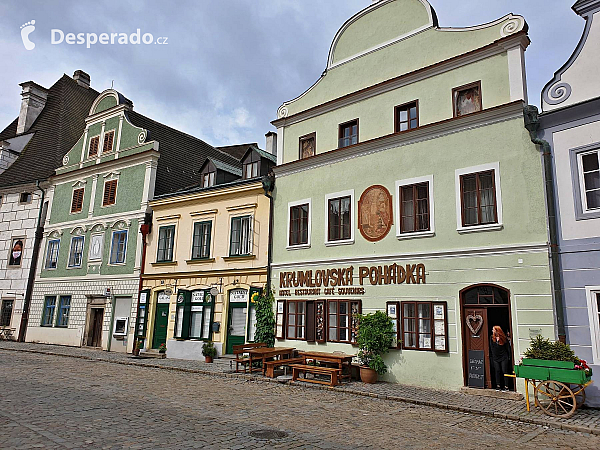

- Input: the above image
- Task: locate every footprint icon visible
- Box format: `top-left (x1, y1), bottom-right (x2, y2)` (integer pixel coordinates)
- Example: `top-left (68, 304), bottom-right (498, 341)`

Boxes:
top-left (20, 20), bottom-right (35, 50)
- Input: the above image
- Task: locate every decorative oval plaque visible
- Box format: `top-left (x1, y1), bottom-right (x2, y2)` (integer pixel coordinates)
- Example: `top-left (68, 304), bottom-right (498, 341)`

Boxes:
top-left (358, 185), bottom-right (393, 242)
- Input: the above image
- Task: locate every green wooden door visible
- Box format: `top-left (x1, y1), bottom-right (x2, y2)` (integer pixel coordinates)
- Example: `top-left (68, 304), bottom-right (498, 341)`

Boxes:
top-left (152, 303), bottom-right (169, 349)
top-left (226, 304), bottom-right (247, 354)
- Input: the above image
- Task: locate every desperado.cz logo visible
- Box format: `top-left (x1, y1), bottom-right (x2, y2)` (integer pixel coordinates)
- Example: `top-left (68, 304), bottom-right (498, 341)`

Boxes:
top-left (20, 19), bottom-right (168, 50)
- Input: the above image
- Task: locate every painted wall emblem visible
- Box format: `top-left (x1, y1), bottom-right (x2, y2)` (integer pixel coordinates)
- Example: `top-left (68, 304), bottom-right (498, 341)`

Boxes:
top-left (358, 185), bottom-right (393, 242)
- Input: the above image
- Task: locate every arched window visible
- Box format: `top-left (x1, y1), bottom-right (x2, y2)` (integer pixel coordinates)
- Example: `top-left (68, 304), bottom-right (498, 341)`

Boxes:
top-left (462, 285), bottom-right (509, 305)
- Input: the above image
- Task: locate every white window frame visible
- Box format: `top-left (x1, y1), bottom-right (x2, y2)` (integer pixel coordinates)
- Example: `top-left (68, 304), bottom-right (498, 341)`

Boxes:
top-left (88, 233), bottom-right (104, 261)
top-left (109, 229), bottom-right (128, 265)
top-left (395, 174), bottom-right (435, 240)
top-left (228, 214), bottom-right (254, 256)
top-left (455, 162), bottom-right (503, 233)
top-left (67, 235), bottom-right (85, 268)
top-left (190, 220), bottom-right (213, 260)
top-left (586, 286), bottom-right (600, 364)
top-left (287, 198), bottom-right (312, 250)
top-left (324, 189), bottom-right (355, 246)
top-left (45, 239), bottom-right (60, 270)
top-left (156, 224), bottom-right (177, 262)
top-left (577, 150), bottom-right (600, 213)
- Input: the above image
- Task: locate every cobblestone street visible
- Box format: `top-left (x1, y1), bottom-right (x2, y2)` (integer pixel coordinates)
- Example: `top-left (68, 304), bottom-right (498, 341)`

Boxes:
top-left (2, 350), bottom-right (600, 449)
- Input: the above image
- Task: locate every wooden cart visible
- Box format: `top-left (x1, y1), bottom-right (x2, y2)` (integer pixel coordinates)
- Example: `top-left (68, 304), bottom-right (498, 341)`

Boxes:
top-left (512, 358), bottom-right (593, 418)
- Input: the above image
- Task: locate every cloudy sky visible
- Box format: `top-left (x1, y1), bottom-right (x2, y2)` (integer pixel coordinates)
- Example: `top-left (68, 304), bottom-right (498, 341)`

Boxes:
top-left (0, 0), bottom-right (584, 148)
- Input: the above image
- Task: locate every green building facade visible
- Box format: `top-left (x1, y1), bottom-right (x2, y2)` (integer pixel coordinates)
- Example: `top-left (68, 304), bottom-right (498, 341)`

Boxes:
top-left (270, 0), bottom-right (555, 392)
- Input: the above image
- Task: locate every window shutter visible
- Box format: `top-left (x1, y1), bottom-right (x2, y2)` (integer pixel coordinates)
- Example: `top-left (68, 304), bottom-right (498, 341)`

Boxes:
top-left (71, 188), bottom-right (84, 213)
top-left (180, 290), bottom-right (192, 340)
top-left (306, 301), bottom-right (316, 342)
top-left (89, 136), bottom-right (100, 157)
top-left (103, 131), bottom-right (114, 153)
top-left (103, 180), bottom-right (117, 206)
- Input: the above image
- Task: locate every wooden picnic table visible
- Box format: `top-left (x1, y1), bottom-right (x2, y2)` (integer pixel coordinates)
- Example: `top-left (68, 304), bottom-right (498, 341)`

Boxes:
top-left (247, 347), bottom-right (296, 375)
top-left (297, 351), bottom-right (355, 381)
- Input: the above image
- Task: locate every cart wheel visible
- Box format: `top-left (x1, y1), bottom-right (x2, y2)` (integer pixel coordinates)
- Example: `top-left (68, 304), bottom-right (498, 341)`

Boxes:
top-left (534, 380), bottom-right (577, 418)
top-left (571, 384), bottom-right (586, 409)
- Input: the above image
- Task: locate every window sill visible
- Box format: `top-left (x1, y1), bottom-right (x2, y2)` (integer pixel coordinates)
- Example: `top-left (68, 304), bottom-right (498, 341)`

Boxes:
top-left (396, 231), bottom-right (435, 240)
top-left (324, 239), bottom-right (354, 247)
top-left (222, 255), bottom-right (256, 261)
top-left (108, 262), bottom-right (127, 266)
top-left (66, 265), bottom-right (84, 270)
top-left (7, 265), bottom-right (22, 269)
top-left (577, 209), bottom-right (600, 220)
top-left (151, 261), bottom-right (178, 267)
top-left (287, 244), bottom-right (311, 251)
top-left (457, 223), bottom-right (503, 234)
top-left (186, 258), bottom-right (216, 264)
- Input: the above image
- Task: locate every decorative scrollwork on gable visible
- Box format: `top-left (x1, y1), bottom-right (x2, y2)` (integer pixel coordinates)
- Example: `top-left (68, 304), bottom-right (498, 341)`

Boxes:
top-left (543, 82), bottom-right (572, 106)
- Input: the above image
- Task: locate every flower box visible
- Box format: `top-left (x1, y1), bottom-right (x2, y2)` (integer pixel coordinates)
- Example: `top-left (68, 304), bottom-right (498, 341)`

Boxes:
top-left (521, 358), bottom-right (574, 369)
top-left (514, 359), bottom-right (591, 384)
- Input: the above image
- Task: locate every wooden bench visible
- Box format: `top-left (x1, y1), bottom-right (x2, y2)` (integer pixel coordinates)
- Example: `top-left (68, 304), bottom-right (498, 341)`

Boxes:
top-left (233, 343), bottom-right (267, 373)
top-left (264, 357), bottom-right (304, 378)
top-left (290, 364), bottom-right (342, 387)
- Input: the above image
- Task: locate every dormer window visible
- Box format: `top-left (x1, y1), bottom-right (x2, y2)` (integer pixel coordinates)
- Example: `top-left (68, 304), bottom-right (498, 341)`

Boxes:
top-left (242, 151), bottom-right (261, 179)
top-left (202, 171), bottom-right (215, 188)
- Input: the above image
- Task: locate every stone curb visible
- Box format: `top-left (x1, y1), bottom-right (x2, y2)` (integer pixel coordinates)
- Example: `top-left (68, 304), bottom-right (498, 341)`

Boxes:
top-left (3, 346), bottom-right (599, 436)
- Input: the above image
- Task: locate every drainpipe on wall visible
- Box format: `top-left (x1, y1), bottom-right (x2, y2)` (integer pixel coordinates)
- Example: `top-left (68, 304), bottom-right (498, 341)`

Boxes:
top-left (18, 180), bottom-right (46, 342)
top-left (135, 213), bottom-right (152, 350)
top-left (262, 172), bottom-right (275, 294)
top-left (523, 105), bottom-right (566, 343)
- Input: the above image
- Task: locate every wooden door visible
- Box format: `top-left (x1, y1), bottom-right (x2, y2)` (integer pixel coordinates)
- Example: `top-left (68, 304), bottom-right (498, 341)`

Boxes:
top-left (152, 303), bottom-right (169, 349)
top-left (226, 302), bottom-right (247, 354)
top-left (89, 308), bottom-right (104, 347)
top-left (463, 307), bottom-right (492, 388)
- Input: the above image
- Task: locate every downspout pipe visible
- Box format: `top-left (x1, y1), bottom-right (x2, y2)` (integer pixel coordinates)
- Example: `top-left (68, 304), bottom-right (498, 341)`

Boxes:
top-left (262, 172), bottom-right (275, 295)
top-left (18, 180), bottom-right (46, 342)
top-left (135, 213), bottom-right (152, 351)
top-left (523, 105), bottom-right (566, 342)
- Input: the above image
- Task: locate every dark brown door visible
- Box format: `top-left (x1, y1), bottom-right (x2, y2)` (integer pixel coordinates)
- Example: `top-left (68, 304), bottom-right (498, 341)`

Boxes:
top-left (463, 307), bottom-right (492, 388)
top-left (88, 308), bottom-right (104, 347)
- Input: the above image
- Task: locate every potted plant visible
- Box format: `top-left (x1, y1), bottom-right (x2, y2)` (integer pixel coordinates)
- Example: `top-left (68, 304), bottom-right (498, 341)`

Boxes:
top-left (356, 311), bottom-right (395, 384)
top-left (202, 341), bottom-right (217, 363)
top-left (158, 343), bottom-right (167, 354)
top-left (133, 339), bottom-right (142, 357)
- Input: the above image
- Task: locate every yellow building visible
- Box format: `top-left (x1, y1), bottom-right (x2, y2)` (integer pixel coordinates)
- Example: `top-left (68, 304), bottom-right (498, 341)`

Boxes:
top-left (139, 143), bottom-right (276, 358)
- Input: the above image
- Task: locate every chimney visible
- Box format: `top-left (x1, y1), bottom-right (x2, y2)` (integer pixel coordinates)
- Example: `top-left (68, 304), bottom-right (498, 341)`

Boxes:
top-left (73, 70), bottom-right (90, 89)
top-left (17, 81), bottom-right (48, 135)
top-left (265, 131), bottom-right (277, 157)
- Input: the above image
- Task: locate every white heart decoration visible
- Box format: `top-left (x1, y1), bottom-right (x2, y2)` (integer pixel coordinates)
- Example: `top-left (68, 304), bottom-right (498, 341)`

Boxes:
top-left (466, 314), bottom-right (483, 335)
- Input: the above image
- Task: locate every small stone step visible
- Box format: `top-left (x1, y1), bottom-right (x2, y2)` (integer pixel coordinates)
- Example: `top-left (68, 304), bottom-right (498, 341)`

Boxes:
top-left (138, 350), bottom-right (166, 359)
top-left (460, 386), bottom-right (523, 401)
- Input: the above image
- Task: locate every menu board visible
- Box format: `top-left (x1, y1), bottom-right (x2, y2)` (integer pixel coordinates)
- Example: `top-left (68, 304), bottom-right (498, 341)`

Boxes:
top-left (468, 350), bottom-right (485, 388)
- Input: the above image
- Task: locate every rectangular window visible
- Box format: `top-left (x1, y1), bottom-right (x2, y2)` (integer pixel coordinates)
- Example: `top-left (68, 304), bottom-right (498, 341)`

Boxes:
top-left (243, 162), bottom-right (259, 179)
top-left (580, 150), bottom-right (600, 211)
top-left (401, 301), bottom-right (448, 352)
top-left (327, 300), bottom-right (360, 343)
top-left (289, 204), bottom-right (309, 246)
top-left (287, 300), bottom-right (305, 340)
top-left (41, 296), bottom-right (56, 326)
top-left (45, 239), bottom-right (60, 269)
top-left (395, 101), bottom-right (418, 132)
top-left (338, 119), bottom-right (358, 148)
top-left (299, 133), bottom-right (316, 159)
top-left (460, 170), bottom-right (497, 226)
top-left (453, 81), bottom-right (482, 117)
top-left (0, 300), bottom-right (13, 327)
top-left (102, 180), bottom-right (117, 206)
top-left (56, 295), bottom-right (71, 327)
top-left (400, 182), bottom-right (430, 233)
top-left (229, 216), bottom-right (252, 256)
top-left (276, 300), bottom-right (286, 339)
top-left (103, 130), bottom-right (115, 153)
top-left (191, 221), bottom-right (212, 259)
top-left (71, 188), bottom-right (84, 213)
top-left (328, 196), bottom-right (351, 241)
top-left (8, 237), bottom-right (24, 266)
top-left (110, 230), bottom-right (128, 264)
top-left (88, 135), bottom-right (100, 157)
top-left (68, 236), bottom-right (84, 268)
top-left (202, 172), bottom-right (215, 188)
top-left (19, 192), bottom-right (32, 204)
top-left (174, 290), bottom-right (213, 340)
top-left (157, 225), bottom-right (175, 262)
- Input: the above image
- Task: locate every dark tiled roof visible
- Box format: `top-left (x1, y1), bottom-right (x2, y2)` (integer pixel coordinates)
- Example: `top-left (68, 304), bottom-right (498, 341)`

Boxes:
top-left (0, 75), bottom-right (99, 188)
top-left (0, 118), bottom-right (18, 142)
top-left (212, 159), bottom-right (242, 176)
top-left (127, 112), bottom-right (242, 197)
top-left (216, 143), bottom-right (258, 160)
top-left (250, 145), bottom-right (277, 163)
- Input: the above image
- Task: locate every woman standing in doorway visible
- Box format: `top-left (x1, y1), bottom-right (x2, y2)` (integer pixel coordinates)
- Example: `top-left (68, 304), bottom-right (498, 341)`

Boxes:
top-left (490, 325), bottom-right (512, 391)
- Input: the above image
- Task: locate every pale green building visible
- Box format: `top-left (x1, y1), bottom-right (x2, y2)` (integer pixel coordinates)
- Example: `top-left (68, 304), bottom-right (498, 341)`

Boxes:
top-left (270, 0), bottom-right (555, 392)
